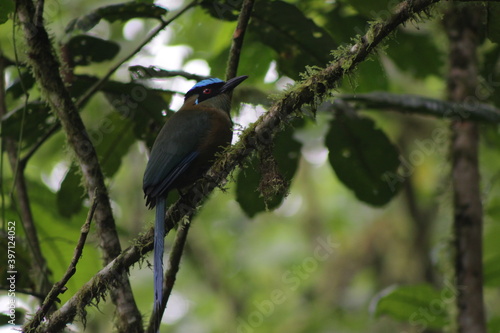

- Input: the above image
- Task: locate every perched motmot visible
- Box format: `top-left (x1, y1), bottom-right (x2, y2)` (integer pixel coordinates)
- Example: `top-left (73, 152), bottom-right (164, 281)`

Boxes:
top-left (143, 75), bottom-right (247, 330)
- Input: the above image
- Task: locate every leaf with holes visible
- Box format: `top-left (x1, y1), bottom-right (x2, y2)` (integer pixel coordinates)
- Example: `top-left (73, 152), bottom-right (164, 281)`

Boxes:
top-left (66, 1), bottom-right (167, 32)
top-left (326, 114), bottom-right (400, 206)
top-left (57, 164), bottom-right (84, 218)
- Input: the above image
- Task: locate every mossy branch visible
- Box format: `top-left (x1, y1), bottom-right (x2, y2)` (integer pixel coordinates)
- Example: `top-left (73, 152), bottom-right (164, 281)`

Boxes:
top-left (338, 92), bottom-right (500, 122)
top-left (34, 0), bottom-right (440, 331)
top-left (15, 0), bottom-right (143, 331)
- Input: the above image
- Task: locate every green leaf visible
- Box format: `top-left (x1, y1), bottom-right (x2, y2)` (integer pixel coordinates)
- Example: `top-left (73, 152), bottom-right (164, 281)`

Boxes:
top-left (484, 255), bottom-right (500, 287)
top-left (488, 316), bottom-right (500, 333)
top-left (200, 0), bottom-right (242, 21)
top-left (236, 119), bottom-right (303, 217)
top-left (386, 31), bottom-right (444, 79)
top-left (67, 75), bottom-right (171, 146)
top-left (487, 3), bottom-right (500, 44)
top-left (250, 1), bottom-right (337, 79)
top-left (343, 0), bottom-right (398, 18)
top-left (343, 57), bottom-right (388, 93)
top-left (236, 155), bottom-right (266, 218)
top-left (325, 113), bottom-right (400, 206)
top-left (57, 164), bottom-right (85, 218)
top-left (2, 102), bottom-right (53, 148)
top-left (273, 118), bottom-right (304, 182)
top-left (101, 79), bottom-right (172, 147)
top-left (375, 284), bottom-right (450, 329)
top-left (93, 113), bottom-right (136, 177)
top-left (0, 0), bottom-right (14, 24)
top-left (66, 1), bottom-right (167, 32)
top-left (324, 5), bottom-right (368, 44)
top-left (6, 71), bottom-right (36, 99)
top-left (66, 35), bottom-right (120, 66)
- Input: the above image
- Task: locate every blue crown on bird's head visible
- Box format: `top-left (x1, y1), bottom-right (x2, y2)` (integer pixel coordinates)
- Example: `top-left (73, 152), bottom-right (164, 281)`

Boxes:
top-left (184, 78), bottom-right (225, 105)
top-left (184, 76), bottom-right (248, 105)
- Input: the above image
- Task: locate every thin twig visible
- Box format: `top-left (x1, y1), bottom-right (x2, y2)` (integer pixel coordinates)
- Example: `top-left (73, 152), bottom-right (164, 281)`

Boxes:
top-left (15, 0), bottom-right (144, 330)
top-left (33, 1), bottom-right (442, 331)
top-left (225, 0), bottom-right (255, 80)
top-left (129, 66), bottom-right (208, 81)
top-left (0, 46), bottom-right (52, 298)
top-left (28, 196), bottom-right (98, 329)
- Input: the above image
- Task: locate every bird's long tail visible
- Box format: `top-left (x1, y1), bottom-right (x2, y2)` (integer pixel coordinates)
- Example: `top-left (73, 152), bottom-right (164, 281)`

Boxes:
top-left (154, 196), bottom-right (166, 332)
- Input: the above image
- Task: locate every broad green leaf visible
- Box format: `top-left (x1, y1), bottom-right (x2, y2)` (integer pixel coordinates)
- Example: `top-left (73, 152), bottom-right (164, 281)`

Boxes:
top-left (0, 0), bottom-right (14, 24)
top-left (200, 0), bottom-right (241, 21)
top-left (344, 0), bottom-right (400, 18)
top-left (250, 1), bottom-right (337, 79)
top-left (101, 79), bottom-right (172, 147)
top-left (343, 57), bottom-right (388, 93)
top-left (68, 75), bottom-right (171, 146)
top-left (6, 71), bottom-right (36, 99)
top-left (273, 118), bottom-right (304, 181)
top-left (375, 284), bottom-right (450, 329)
top-left (56, 115), bottom-right (135, 218)
top-left (94, 113), bottom-right (136, 177)
top-left (236, 119), bottom-right (303, 217)
top-left (65, 1), bottom-right (167, 33)
top-left (66, 35), bottom-right (120, 66)
top-left (484, 255), bottom-right (500, 287)
top-left (236, 155), bottom-right (267, 218)
top-left (488, 317), bottom-right (500, 333)
top-left (386, 31), bottom-right (444, 79)
top-left (57, 164), bottom-right (84, 218)
top-left (487, 3), bottom-right (500, 44)
top-left (481, 44), bottom-right (500, 109)
top-left (324, 5), bottom-right (368, 44)
top-left (325, 113), bottom-right (400, 206)
top-left (2, 102), bottom-right (53, 148)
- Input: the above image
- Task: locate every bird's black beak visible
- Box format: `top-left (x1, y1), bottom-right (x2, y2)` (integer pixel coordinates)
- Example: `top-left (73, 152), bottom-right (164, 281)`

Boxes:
top-left (220, 75), bottom-right (248, 93)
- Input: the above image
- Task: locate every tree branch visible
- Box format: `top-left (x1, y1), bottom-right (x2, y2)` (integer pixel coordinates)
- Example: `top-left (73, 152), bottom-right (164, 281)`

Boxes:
top-left (14, 1), bottom-right (143, 331)
top-left (225, 0), bottom-right (255, 80)
top-left (0, 48), bottom-right (52, 300)
top-left (34, 0), bottom-right (441, 331)
top-left (27, 196), bottom-right (98, 330)
top-left (444, 3), bottom-right (486, 332)
top-left (129, 66), bottom-right (209, 81)
top-left (338, 92), bottom-right (500, 122)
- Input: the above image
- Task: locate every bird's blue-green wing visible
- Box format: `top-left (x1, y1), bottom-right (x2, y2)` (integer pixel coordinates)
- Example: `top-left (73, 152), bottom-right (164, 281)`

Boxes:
top-left (143, 110), bottom-right (210, 203)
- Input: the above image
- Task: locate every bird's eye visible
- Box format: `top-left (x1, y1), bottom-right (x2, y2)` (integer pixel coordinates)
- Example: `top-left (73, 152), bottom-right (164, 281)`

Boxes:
top-left (203, 88), bottom-right (211, 94)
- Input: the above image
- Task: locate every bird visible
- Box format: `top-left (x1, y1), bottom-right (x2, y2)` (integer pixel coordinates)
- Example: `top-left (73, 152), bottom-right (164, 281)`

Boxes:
top-left (143, 75), bottom-right (247, 331)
